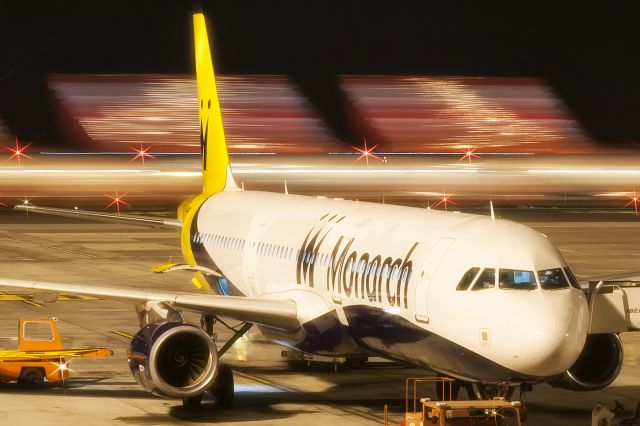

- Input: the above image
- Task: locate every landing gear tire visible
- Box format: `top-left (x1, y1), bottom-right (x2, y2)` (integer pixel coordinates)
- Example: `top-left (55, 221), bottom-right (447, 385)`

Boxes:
top-left (476, 383), bottom-right (515, 400)
top-left (182, 394), bottom-right (203, 409)
top-left (17, 368), bottom-right (45, 388)
top-left (212, 365), bottom-right (234, 408)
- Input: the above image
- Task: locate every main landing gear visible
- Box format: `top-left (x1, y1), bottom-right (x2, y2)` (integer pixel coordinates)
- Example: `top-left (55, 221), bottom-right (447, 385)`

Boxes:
top-left (182, 315), bottom-right (252, 409)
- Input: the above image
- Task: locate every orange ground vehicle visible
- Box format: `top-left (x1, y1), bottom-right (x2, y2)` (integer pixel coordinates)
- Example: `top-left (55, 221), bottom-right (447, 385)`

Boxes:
top-left (385, 377), bottom-right (522, 426)
top-left (0, 318), bottom-right (112, 387)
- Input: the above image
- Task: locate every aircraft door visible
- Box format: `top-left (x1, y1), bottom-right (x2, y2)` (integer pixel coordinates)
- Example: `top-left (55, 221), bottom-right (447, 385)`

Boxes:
top-left (414, 237), bottom-right (455, 323)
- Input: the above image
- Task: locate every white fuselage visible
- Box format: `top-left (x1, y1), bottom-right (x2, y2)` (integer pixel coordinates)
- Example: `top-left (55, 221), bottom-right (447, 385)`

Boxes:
top-left (190, 190), bottom-right (589, 384)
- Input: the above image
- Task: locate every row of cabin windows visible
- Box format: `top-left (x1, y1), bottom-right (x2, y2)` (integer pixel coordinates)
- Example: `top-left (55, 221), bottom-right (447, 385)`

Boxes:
top-left (194, 232), bottom-right (298, 261)
top-left (255, 242), bottom-right (298, 260)
top-left (194, 233), bottom-right (246, 251)
top-left (194, 232), bottom-right (409, 282)
top-left (194, 232), bottom-right (411, 282)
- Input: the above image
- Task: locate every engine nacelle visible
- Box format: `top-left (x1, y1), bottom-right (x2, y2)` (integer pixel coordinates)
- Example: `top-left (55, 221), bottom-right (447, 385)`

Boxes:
top-left (128, 322), bottom-right (218, 398)
top-left (549, 333), bottom-right (623, 391)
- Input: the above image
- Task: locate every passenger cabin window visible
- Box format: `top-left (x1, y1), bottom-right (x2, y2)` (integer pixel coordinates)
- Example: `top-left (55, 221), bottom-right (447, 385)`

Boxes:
top-left (563, 267), bottom-right (582, 289)
top-left (456, 267), bottom-right (480, 291)
top-left (472, 268), bottom-right (495, 290)
top-left (499, 269), bottom-right (537, 290)
top-left (538, 268), bottom-right (570, 290)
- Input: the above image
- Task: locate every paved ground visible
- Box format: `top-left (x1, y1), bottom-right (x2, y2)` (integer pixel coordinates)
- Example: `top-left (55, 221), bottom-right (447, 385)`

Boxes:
top-left (0, 209), bottom-right (638, 425)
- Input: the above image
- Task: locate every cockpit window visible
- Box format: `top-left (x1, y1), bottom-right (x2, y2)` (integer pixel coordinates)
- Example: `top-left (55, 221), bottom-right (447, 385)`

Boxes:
top-left (538, 268), bottom-right (569, 290)
top-left (499, 269), bottom-right (537, 290)
top-left (472, 268), bottom-right (495, 291)
top-left (456, 267), bottom-right (480, 291)
top-left (563, 267), bottom-right (582, 289)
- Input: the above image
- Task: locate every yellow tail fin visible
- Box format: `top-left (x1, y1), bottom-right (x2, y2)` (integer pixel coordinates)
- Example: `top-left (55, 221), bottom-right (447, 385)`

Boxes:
top-left (193, 13), bottom-right (237, 194)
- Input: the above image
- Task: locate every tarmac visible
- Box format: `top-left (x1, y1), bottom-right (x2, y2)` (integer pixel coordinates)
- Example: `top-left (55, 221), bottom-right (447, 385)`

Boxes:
top-left (0, 208), bottom-right (638, 425)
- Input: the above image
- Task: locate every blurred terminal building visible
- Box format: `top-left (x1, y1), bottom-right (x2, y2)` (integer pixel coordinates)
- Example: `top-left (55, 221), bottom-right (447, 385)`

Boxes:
top-left (0, 74), bottom-right (638, 211)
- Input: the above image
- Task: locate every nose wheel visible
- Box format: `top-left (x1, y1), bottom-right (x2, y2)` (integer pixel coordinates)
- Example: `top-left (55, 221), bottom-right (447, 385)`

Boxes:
top-left (475, 383), bottom-right (516, 400)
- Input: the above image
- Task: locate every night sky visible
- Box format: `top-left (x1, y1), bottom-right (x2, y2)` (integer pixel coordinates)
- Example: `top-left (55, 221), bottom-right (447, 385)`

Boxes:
top-left (0, 2), bottom-right (638, 149)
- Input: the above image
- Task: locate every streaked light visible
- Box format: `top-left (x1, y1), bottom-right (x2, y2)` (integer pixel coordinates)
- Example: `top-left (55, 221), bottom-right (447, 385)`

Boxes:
top-left (434, 191), bottom-right (458, 211)
top-left (40, 152), bottom-right (277, 156)
top-left (105, 190), bottom-right (129, 215)
top-left (160, 171), bottom-right (201, 177)
top-left (459, 148), bottom-right (480, 164)
top-left (0, 169), bottom-right (161, 174)
top-left (352, 138), bottom-right (383, 167)
top-left (625, 186), bottom-right (640, 215)
top-left (528, 169), bottom-right (640, 175)
top-left (233, 168), bottom-right (485, 174)
top-left (4, 137), bottom-right (32, 166)
top-left (329, 152), bottom-right (535, 156)
top-left (129, 144), bottom-right (156, 166)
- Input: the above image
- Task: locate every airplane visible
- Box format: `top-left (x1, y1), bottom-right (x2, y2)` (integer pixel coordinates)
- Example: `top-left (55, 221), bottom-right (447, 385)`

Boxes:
top-left (1, 11), bottom-right (638, 409)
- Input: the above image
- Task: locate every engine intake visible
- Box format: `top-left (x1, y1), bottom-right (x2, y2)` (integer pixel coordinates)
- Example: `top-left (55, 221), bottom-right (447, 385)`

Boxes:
top-left (549, 333), bottom-right (623, 391)
top-left (128, 322), bottom-right (218, 398)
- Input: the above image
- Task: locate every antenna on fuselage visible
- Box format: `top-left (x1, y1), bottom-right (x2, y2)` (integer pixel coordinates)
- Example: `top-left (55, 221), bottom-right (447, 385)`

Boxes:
top-left (490, 200), bottom-right (495, 221)
top-left (284, 180), bottom-right (289, 195)
top-left (241, 181), bottom-right (245, 191)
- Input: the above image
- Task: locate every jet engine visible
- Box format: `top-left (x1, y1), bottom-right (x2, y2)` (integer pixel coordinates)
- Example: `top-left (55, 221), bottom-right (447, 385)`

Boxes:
top-left (128, 322), bottom-right (218, 398)
top-left (549, 333), bottom-right (623, 391)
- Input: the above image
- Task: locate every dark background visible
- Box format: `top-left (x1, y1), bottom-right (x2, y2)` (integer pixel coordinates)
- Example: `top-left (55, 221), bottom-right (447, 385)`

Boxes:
top-left (0, 1), bottom-right (638, 149)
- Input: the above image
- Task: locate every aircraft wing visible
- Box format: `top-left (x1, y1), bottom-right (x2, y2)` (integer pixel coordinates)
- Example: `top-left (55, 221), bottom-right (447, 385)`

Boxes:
top-left (0, 278), bottom-right (300, 332)
top-left (14, 204), bottom-right (182, 229)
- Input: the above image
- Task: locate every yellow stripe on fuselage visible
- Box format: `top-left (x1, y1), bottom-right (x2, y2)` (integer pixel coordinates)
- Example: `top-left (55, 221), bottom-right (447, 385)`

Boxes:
top-left (179, 193), bottom-right (214, 293)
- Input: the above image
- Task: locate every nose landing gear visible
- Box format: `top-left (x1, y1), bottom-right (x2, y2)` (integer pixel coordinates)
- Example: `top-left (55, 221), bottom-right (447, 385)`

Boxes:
top-left (475, 383), bottom-right (516, 400)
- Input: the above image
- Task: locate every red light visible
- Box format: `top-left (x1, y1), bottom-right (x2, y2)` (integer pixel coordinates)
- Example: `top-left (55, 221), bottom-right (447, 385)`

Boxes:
top-left (129, 144), bottom-right (156, 166)
top-left (351, 138), bottom-right (382, 167)
top-left (434, 191), bottom-right (458, 211)
top-left (4, 136), bottom-right (32, 166)
top-left (459, 148), bottom-right (480, 164)
top-left (625, 186), bottom-right (640, 215)
top-left (105, 191), bottom-right (130, 215)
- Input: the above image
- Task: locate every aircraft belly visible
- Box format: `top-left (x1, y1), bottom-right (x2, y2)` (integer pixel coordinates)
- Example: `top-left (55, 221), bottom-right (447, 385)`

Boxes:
top-left (258, 309), bottom-right (361, 356)
top-left (342, 305), bottom-right (544, 384)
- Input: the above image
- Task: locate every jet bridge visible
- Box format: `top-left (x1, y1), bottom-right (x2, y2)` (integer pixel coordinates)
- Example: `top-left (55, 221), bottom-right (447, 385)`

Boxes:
top-left (587, 280), bottom-right (640, 333)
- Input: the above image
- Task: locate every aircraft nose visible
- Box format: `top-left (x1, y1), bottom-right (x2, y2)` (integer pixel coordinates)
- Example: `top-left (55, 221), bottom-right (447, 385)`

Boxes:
top-left (512, 289), bottom-right (588, 377)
